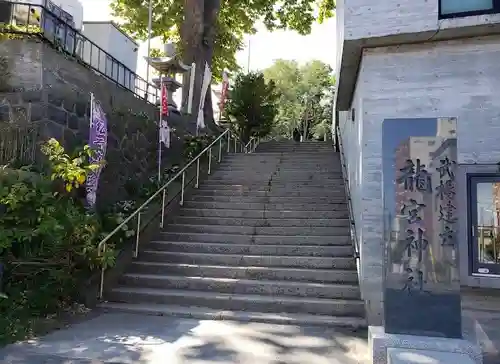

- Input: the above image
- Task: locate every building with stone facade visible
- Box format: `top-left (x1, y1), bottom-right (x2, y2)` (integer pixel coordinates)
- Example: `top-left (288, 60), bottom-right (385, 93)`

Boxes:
top-left (334, 0), bottom-right (500, 347)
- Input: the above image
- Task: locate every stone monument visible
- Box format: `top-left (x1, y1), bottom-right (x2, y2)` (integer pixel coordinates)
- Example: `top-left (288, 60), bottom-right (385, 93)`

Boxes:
top-left (371, 117), bottom-right (482, 364)
top-left (147, 42), bottom-right (191, 114)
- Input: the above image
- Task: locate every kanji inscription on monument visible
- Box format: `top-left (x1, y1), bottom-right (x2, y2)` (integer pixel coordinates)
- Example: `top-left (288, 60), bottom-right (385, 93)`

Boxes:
top-left (382, 118), bottom-right (461, 339)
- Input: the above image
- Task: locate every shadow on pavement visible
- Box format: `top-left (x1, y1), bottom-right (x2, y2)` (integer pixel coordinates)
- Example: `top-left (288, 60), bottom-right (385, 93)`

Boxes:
top-left (0, 312), bottom-right (370, 363)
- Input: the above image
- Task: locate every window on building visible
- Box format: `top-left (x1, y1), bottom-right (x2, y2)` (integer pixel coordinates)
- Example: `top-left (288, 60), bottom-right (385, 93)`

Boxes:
top-left (440, 0), bottom-right (499, 18)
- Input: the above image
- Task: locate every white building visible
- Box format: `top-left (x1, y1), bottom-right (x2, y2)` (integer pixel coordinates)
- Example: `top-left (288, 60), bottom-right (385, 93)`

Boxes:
top-left (5, 0), bottom-right (83, 29)
top-left (335, 0), bottom-right (500, 325)
top-left (82, 21), bottom-right (139, 92)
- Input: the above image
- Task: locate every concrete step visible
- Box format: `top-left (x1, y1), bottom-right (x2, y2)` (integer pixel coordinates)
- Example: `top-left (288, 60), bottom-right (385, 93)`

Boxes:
top-left (256, 145), bottom-right (333, 148)
top-left (129, 262), bottom-right (359, 283)
top-left (256, 148), bottom-right (334, 151)
top-left (160, 231), bottom-right (351, 245)
top-left (98, 302), bottom-right (367, 328)
top-left (190, 189), bottom-right (346, 197)
top-left (107, 287), bottom-right (365, 316)
top-left (203, 179), bottom-right (343, 185)
top-left (119, 274), bottom-right (361, 300)
top-left (255, 151), bottom-right (335, 154)
top-left (139, 251), bottom-right (355, 269)
top-left (173, 216), bottom-right (350, 227)
top-left (178, 208), bottom-right (349, 219)
top-left (147, 241), bottom-right (354, 257)
top-left (207, 177), bottom-right (345, 183)
top-left (183, 201), bottom-right (347, 211)
top-left (216, 164), bottom-right (341, 169)
top-left (216, 166), bottom-right (340, 171)
top-left (212, 169), bottom-right (343, 175)
top-left (217, 165), bottom-right (341, 170)
top-left (220, 157), bottom-right (338, 161)
top-left (206, 178), bottom-right (344, 184)
top-left (196, 184), bottom-right (345, 192)
top-left (198, 183), bottom-right (345, 190)
top-left (187, 195), bottom-right (346, 203)
top-left (164, 224), bottom-right (349, 236)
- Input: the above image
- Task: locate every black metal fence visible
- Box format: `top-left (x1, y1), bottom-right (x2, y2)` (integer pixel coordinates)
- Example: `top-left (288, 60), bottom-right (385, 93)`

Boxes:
top-left (0, 1), bottom-right (158, 104)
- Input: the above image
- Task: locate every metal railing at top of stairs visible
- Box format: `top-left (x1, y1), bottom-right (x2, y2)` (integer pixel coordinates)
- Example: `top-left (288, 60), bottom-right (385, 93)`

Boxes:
top-left (336, 125), bottom-right (360, 260)
top-left (244, 136), bottom-right (259, 153)
top-left (97, 128), bottom-right (261, 299)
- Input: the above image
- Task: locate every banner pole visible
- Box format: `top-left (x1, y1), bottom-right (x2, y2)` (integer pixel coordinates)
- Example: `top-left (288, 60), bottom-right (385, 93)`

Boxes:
top-left (157, 74), bottom-right (163, 184)
top-left (187, 62), bottom-right (196, 114)
top-left (86, 92), bottom-right (94, 211)
top-left (89, 92), bottom-right (94, 125)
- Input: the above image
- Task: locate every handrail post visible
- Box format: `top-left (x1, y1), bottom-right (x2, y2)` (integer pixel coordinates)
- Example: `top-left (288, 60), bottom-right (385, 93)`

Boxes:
top-left (195, 159), bottom-right (200, 188)
top-left (208, 148), bottom-right (212, 174)
top-left (94, 128), bottom-right (233, 299)
top-left (180, 171), bottom-right (185, 205)
top-left (134, 212), bottom-right (141, 258)
top-left (99, 244), bottom-right (106, 299)
top-left (160, 188), bottom-right (166, 228)
top-left (234, 137), bottom-right (237, 153)
top-left (227, 133), bottom-right (231, 152)
top-left (218, 138), bottom-right (222, 162)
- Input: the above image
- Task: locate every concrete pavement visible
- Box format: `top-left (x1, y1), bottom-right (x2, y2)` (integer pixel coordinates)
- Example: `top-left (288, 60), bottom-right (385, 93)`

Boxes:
top-left (0, 312), bottom-right (370, 363)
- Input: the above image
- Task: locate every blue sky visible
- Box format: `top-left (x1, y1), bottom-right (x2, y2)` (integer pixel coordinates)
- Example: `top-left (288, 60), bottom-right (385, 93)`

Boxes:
top-left (80, 0), bottom-right (337, 78)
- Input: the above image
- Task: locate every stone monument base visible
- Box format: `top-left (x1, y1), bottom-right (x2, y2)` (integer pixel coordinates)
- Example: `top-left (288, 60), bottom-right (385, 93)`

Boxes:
top-left (369, 326), bottom-right (483, 364)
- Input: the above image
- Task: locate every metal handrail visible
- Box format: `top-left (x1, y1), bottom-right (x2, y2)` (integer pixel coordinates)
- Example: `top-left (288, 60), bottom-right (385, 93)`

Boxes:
top-left (97, 128), bottom-right (246, 298)
top-left (244, 136), bottom-right (259, 153)
top-left (336, 124), bottom-right (360, 259)
top-left (0, 1), bottom-right (159, 103)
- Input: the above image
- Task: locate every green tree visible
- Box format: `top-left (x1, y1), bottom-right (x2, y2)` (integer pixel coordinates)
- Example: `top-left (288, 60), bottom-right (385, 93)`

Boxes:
top-left (263, 59), bottom-right (335, 140)
top-left (110, 0), bottom-right (336, 128)
top-left (224, 72), bottom-right (278, 143)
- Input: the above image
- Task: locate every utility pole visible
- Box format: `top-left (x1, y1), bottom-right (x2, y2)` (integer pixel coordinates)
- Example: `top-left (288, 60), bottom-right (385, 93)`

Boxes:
top-left (247, 36), bottom-right (251, 73)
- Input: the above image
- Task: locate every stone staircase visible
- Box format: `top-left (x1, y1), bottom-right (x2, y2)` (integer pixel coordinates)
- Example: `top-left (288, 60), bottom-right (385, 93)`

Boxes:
top-left (100, 141), bottom-right (365, 328)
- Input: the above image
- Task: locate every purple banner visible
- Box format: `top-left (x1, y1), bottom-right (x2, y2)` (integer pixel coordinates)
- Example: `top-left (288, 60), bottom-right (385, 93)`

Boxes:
top-left (86, 94), bottom-right (108, 208)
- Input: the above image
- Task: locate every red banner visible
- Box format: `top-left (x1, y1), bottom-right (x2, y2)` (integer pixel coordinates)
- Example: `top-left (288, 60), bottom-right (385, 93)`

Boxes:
top-left (219, 72), bottom-right (229, 114)
top-left (161, 81), bottom-right (168, 116)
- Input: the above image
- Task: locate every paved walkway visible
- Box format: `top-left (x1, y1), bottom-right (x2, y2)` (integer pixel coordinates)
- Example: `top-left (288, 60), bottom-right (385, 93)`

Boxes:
top-left (0, 313), bottom-right (370, 363)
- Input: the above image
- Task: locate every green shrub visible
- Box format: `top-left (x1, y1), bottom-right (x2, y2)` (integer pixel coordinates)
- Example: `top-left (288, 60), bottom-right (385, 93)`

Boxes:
top-left (0, 139), bottom-right (118, 345)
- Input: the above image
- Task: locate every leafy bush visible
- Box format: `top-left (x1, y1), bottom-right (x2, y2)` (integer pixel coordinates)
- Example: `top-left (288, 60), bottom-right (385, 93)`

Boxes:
top-left (224, 72), bottom-right (278, 143)
top-left (0, 130), bottom-right (222, 344)
top-left (183, 135), bottom-right (217, 161)
top-left (41, 138), bottom-right (101, 194)
top-left (0, 139), bottom-right (118, 345)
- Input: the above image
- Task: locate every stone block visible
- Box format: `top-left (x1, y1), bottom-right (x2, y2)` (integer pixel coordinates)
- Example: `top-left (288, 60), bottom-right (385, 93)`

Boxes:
top-left (47, 104), bottom-right (67, 125)
top-left (0, 104), bottom-right (10, 122)
top-left (369, 326), bottom-right (482, 364)
top-left (74, 100), bottom-right (88, 118)
top-left (22, 90), bottom-right (44, 103)
top-left (388, 348), bottom-right (475, 364)
top-left (67, 113), bottom-right (79, 130)
top-left (29, 103), bottom-right (46, 122)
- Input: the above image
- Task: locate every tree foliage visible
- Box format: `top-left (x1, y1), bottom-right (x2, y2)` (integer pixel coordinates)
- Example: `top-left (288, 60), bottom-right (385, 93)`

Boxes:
top-left (224, 72), bottom-right (278, 142)
top-left (111, 0), bottom-right (336, 80)
top-left (263, 59), bottom-right (335, 140)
